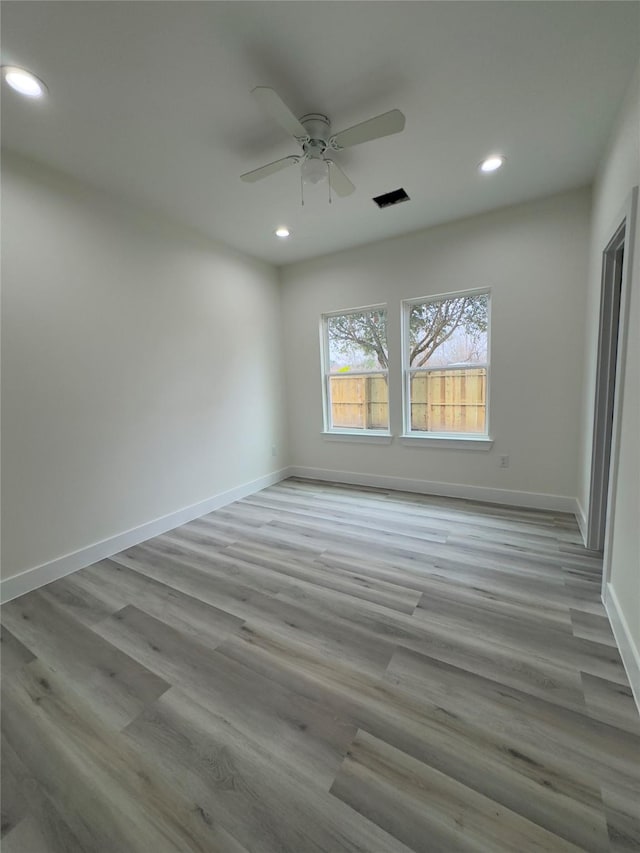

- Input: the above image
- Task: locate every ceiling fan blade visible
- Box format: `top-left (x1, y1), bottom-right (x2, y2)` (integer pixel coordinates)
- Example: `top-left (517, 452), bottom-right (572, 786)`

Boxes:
top-left (251, 86), bottom-right (308, 140)
top-left (240, 156), bottom-right (300, 183)
top-left (327, 160), bottom-right (355, 197)
top-left (331, 109), bottom-right (406, 150)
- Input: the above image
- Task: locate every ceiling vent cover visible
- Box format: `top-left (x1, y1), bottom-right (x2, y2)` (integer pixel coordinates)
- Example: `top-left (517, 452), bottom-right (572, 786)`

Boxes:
top-left (373, 188), bottom-right (410, 208)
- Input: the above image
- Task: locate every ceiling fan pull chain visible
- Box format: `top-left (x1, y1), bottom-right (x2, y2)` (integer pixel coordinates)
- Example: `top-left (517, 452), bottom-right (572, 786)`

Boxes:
top-left (300, 170), bottom-right (305, 207)
top-left (328, 162), bottom-right (332, 205)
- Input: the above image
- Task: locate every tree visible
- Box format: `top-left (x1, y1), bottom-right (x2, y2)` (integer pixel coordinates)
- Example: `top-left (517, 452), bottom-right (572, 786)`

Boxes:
top-left (327, 310), bottom-right (388, 370)
top-left (408, 295), bottom-right (488, 367)
top-left (327, 296), bottom-right (488, 372)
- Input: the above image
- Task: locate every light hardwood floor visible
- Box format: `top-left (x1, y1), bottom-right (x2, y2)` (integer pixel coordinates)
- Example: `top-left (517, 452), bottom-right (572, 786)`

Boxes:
top-left (2, 478), bottom-right (639, 852)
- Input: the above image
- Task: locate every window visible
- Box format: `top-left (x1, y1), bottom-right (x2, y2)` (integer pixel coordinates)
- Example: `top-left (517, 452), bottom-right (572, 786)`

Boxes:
top-left (402, 290), bottom-right (490, 437)
top-left (321, 305), bottom-right (389, 433)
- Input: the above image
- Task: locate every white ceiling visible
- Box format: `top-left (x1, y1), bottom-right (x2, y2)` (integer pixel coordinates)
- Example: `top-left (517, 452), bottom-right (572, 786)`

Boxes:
top-left (2, 2), bottom-right (638, 266)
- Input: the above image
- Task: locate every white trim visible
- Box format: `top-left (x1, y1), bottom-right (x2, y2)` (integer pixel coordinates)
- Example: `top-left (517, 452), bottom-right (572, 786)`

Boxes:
top-left (322, 431), bottom-right (393, 444)
top-left (288, 466), bottom-right (577, 513)
top-left (575, 498), bottom-right (588, 547)
top-left (402, 286), bottom-right (492, 309)
top-left (399, 434), bottom-right (493, 450)
top-left (0, 467), bottom-right (291, 604)
top-left (600, 188), bottom-right (638, 595)
top-left (603, 583), bottom-right (640, 715)
top-left (327, 370), bottom-right (386, 378)
top-left (322, 302), bottom-right (387, 319)
top-left (588, 191), bottom-right (637, 553)
top-left (406, 363), bottom-right (489, 375)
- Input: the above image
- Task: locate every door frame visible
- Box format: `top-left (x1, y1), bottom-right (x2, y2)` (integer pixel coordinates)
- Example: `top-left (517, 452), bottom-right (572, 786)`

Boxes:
top-left (587, 188), bottom-right (637, 595)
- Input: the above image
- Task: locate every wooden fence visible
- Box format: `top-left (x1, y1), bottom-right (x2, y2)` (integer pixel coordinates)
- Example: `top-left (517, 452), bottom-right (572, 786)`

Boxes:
top-left (330, 374), bottom-right (389, 430)
top-left (329, 368), bottom-right (486, 432)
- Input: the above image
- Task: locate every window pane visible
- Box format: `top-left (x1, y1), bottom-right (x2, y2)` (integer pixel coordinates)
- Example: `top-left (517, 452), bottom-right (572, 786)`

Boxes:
top-left (330, 373), bottom-right (389, 430)
top-left (327, 310), bottom-right (388, 373)
top-left (409, 294), bottom-right (488, 368)
top-left (410, 368), bottom-right (486, 433)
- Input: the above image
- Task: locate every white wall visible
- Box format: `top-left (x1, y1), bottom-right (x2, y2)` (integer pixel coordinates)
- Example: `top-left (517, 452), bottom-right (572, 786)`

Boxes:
top-left (578, 64), bottom-right (640, 698)
top-left (1, 152), bottom-right (287, 583)
top-left (281, 188), bottom-right (591, 506)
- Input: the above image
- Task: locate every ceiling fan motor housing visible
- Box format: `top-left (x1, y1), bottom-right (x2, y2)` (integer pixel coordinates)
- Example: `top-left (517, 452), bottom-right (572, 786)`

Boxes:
top-left (299, 113), bottom-right (330, 158)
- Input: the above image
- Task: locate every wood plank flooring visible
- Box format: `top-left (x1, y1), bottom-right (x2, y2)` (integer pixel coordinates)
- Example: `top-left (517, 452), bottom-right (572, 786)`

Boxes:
top-left (2, 478), bottom-right (639, 852)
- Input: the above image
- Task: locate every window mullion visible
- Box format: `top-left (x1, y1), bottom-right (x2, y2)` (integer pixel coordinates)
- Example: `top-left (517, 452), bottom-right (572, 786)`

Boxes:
top-left (408, 363), bottom-right (488, 374)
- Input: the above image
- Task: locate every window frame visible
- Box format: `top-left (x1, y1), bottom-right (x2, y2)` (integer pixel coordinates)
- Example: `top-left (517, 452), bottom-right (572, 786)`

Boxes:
top-left (401, 288), bottom-right (492, 441)
top-left (320, 303), bottom-right (391, 437)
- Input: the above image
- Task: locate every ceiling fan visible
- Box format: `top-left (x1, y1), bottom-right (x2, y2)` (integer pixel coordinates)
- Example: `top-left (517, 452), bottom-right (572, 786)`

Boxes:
top-left (240, 87), bottom-right (406, 198)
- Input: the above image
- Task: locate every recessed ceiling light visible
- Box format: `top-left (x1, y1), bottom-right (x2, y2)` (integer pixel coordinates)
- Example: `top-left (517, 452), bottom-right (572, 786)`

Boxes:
top-left (275, 227), bottom-right (290, 238)
top-left (479, 155), bottom-right (505, 174)
top-left (2, 65), bottom-right (47, 98)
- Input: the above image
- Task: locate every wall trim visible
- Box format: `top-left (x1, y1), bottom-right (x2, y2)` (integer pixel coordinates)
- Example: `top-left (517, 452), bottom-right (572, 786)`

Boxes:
top-left (289, 465), bottom-right (578, 514)
top-left (600, 188), bottom-right (639, 594)
top-left (603, 582), bottom-right (640, 715)
top-left (0, 467), bottom-right (292, 604)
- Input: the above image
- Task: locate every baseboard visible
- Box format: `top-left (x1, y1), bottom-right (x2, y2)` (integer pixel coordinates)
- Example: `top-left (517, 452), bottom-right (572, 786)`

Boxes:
top-left (0, 467), bottom-right (292, 604)
top-left (0, 465), bottom-right (582, 602)
top-left (288, 465), bottom-right (578, 513)
top-left (575, 498), bottom-right (588, 546)
top-left (603, 583), bottom-right (640, 715)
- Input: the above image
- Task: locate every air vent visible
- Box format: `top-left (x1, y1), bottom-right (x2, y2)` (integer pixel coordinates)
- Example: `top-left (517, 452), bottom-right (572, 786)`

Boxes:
top-left (373, 188), bottom-right (410, 209)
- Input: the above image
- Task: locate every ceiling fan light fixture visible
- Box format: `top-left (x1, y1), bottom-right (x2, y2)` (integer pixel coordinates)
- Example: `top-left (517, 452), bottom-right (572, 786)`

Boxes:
top-left (479, 155), bottom-right (505, 173)
top-left (275, 226), bottom-right (290, 238)
top-left (2, 65), bottom-right (47, 98)
top-left (301, 157), bottom-right (328, 186)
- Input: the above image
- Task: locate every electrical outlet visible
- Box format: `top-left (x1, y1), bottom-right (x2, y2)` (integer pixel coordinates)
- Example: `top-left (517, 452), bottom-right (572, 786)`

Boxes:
top-left (271, 445), bottom-right (277, 457)
top-left (499, 455), bottom-right (509, 468)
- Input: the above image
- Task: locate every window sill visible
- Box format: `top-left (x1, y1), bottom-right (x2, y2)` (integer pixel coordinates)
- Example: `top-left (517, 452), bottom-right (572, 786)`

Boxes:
top-left (322, 431), bottom-right (393, 445)
top-left (400, 434), bottom-right (494, 450)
